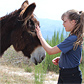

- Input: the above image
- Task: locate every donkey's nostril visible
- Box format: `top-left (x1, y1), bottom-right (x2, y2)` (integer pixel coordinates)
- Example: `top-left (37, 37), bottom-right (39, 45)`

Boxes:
top-left (41, 55), bottom-right (45, 60)
top-left (41, 57), bottom-right (44, 60)
top-left (34, 57), bottom-right (38, 65)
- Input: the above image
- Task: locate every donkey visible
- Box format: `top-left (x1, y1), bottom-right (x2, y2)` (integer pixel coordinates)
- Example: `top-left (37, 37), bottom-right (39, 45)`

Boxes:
top-left (0, 0), bottom-right (46, 65)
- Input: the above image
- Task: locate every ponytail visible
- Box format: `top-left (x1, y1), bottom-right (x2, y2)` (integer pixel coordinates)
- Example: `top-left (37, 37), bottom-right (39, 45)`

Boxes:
top-left (73, 11), bottom-right (84, 49)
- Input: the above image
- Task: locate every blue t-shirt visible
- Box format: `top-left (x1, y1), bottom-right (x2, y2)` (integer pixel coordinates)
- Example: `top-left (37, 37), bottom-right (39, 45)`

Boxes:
top-left (57, 35), bottom-right (82, 69)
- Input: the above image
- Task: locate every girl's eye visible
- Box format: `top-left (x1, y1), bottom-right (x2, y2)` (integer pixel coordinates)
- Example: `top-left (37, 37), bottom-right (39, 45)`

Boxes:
top-left (64, 21), bottom-right (66, 23)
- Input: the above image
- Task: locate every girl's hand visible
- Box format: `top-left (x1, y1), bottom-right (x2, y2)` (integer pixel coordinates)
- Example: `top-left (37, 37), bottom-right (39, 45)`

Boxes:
top-left (52, 57), bottom-right (60, 66)
top-left (35, 25), bottom-right (42, 39)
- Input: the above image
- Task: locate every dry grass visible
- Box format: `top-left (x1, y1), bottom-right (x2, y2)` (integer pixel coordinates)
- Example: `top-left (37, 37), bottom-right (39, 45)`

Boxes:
top-left (0, 64), bottom-right (58, 84)
top-left (0, 65), bottom-right (34, 84)
top-left (0, 46), bottom-right (58, 84)
top-left (0, 46), bottom-right (35, 84)
top-left (0, 46), bottom-right (30, 67)
top-left (44, 71), bottom-right (58, 84)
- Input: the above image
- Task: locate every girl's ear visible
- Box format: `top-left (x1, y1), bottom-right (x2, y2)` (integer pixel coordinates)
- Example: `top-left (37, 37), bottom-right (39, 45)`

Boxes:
top-left (71, 20), bottom-right (76, 25)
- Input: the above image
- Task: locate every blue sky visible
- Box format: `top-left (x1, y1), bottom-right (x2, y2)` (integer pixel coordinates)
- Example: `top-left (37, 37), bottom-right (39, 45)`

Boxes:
top-left (0, 0), bottom-right (84, 20)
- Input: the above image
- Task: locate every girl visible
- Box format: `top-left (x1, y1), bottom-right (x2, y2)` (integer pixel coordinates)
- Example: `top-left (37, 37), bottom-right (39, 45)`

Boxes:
top-left (35, 9), bottom-right (84, 84)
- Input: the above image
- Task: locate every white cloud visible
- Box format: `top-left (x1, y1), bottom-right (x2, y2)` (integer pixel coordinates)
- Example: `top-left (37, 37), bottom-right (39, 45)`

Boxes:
top-left (0, 0), bottom-right (84, 20)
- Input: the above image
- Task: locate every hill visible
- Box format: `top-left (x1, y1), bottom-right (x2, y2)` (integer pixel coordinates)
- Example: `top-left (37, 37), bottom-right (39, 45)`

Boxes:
top-left (38, 18), bottom-right (65, 39)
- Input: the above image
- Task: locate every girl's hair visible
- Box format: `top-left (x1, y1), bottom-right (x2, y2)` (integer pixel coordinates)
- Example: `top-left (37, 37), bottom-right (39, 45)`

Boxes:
top-left (61, 9), bottom-right (84, 49)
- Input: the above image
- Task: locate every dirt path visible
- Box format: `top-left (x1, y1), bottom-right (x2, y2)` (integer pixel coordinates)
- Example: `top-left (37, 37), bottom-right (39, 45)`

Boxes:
top-left (0, 65), bottom-right (58, 84)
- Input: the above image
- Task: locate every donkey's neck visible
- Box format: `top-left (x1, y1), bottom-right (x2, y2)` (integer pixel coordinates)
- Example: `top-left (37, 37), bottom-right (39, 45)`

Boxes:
top-left (0, 9), bottom-right (21, 56)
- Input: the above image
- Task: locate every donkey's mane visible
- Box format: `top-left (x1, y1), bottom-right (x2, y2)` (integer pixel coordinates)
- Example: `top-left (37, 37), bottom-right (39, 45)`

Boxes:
top-left (0, 9), bottom-right (22, 28)
top-left (1, 9), bottom-right (21, 20)
top-left (0, 8), bottom-right (38, 26)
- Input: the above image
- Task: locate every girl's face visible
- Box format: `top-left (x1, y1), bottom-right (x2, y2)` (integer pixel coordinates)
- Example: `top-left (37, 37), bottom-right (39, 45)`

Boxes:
top-left (63, 16), bottom-right (76, 32)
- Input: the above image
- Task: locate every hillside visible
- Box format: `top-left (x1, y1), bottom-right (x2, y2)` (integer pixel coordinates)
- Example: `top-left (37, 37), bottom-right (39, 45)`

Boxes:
top-left (38, 18), bottom-right (65, 39)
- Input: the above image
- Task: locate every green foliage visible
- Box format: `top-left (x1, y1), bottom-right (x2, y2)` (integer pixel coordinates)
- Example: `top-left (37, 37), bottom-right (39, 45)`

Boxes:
top-left (42, 30), bottom-right (66, 73)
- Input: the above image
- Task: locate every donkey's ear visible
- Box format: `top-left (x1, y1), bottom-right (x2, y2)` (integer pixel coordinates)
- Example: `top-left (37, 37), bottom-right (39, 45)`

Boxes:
top-left (22, 3), bottom-right (36, 20)
top-left (21, 0), bottom-right (29, 10)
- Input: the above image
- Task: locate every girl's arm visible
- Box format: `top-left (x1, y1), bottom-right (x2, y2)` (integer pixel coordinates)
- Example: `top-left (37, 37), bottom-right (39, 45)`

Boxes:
top-left (35, 25), bottom-right (61, 55)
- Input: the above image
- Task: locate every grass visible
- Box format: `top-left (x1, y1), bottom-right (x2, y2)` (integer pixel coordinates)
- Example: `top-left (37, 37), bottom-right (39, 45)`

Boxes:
top-left (34, 63), bottom-right (45, 84)
top-left (0, 73), bottom-right (34, 84)
top-left (0, 65), bottom-right (34, 84)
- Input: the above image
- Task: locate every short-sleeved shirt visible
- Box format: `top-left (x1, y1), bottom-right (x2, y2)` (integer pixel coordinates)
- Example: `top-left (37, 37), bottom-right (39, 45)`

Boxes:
top-left (57, 35), bottom-right (82, 69)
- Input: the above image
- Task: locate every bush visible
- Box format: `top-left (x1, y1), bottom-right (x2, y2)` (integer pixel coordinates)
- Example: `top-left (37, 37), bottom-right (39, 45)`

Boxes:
top-left (42, 30), bottom-right (66, 73)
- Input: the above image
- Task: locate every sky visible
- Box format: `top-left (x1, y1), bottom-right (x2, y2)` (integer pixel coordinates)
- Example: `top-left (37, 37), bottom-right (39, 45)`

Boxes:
top-left (0, 0), bottom-right (84, 20)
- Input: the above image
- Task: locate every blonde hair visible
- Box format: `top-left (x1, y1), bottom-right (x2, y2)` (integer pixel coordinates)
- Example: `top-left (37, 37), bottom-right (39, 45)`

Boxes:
top-left (61, 9), bottom-right (84, 49)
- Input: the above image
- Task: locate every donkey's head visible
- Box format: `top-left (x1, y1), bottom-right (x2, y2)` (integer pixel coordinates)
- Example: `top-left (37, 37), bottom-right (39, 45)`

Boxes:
top-left (11, 1), bottom-right (46, 65)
